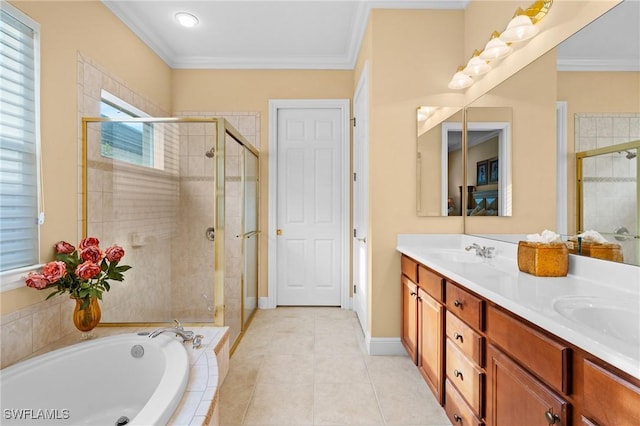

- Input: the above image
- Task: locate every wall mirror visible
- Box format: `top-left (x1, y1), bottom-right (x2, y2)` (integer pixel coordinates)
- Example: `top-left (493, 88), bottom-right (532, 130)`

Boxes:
top-left (465, 107), bottom-right (512, 217)
top-left (469, 0), bottom-right (640, 267)
top-left (416, 107), bottom-right (463, 216)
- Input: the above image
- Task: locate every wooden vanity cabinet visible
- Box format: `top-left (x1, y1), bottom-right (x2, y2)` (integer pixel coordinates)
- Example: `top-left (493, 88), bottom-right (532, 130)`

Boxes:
top-left (401, 273), bottom-right (418, 363)
top-left (400, 255), bottom-right (445, 404)
top-left (444, 281), bottom-right (486, 424)
top-left (582, 359), bottom-right (640, 425)
top-left (486, 343), bottom-right (570, 426)
top-left (399, 254), bottom-right (640, 426)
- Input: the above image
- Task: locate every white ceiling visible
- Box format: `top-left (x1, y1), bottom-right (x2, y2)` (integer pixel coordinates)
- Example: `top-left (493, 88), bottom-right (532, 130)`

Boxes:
top-left (102, 0), bottom-right (468, 69)
top-left (102, 0), bottom-right (639, 71)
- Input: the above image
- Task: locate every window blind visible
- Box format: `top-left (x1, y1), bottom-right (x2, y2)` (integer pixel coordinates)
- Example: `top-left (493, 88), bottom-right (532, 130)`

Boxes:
top-left (0, 7), bottom-right (39, 272)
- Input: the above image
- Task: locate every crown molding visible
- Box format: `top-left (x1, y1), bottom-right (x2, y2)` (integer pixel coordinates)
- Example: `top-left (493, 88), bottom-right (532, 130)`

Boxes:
top-left (557, 58), bottom-right (640, 72)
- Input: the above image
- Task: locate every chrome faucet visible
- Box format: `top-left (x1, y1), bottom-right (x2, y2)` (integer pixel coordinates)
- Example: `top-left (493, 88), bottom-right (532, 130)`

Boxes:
top-left (465, 243), bottom-right (496, 258)
top-left (149, 320), bottom-right (202, 349)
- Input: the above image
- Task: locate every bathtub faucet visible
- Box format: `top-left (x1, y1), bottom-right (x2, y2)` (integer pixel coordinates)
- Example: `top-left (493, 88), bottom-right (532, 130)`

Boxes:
top-left (149, 320), bottom-right (202, 348)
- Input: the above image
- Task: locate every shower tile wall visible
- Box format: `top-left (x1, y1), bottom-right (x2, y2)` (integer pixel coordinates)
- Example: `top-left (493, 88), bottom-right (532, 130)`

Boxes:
top-left (575, 113), bottom-right (639, 262)
top-left (171, 122), bottom-right (217, 321)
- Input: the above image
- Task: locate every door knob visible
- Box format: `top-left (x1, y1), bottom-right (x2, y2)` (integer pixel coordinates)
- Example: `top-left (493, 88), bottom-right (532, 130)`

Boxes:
top-left (277, 229), bottom-right (282, 236)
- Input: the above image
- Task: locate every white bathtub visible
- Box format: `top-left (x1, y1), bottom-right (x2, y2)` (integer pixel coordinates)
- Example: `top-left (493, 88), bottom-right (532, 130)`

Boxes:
top-left (0, 333), bottom-right (189, 425)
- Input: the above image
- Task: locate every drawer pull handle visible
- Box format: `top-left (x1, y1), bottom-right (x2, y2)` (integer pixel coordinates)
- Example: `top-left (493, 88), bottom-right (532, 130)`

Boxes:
top-left (454, 299), bottom-right (463, 308)
top-left (410, 292), bottom-right (417, 296)
top-left (453, 332), bottom-right (463, 342)
top-left (454, 369), bottom-right (464, 380)
top-left (453, 414), bottom-right (462, 423)
top-left (545, 409), bottom-right (560, 425)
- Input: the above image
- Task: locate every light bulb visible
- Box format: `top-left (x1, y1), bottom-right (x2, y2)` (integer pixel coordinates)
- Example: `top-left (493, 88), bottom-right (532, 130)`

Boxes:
top-left (500, 15), bottom-right (538, 43)
top-left (463, 56), bottom-right (491, 76)
top-left (479, 37), bottom-right (513, 61)
top-left (448, 71), bottom-right (473, 90)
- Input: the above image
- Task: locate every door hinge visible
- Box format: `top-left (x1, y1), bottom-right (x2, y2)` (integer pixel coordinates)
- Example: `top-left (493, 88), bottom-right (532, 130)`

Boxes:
top-left (351, 117), bottom-right (357, 127)
top-left (353, 228), bottom-right (357, 238)
top-left (353, 172), bottom-right (357, 182)
top-left (353, 284), bottom-right (357, 294)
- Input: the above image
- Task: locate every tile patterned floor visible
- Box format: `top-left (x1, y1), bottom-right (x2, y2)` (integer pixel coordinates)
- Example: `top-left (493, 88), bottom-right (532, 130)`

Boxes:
top-left (219, 307), bottom-right (451, 426)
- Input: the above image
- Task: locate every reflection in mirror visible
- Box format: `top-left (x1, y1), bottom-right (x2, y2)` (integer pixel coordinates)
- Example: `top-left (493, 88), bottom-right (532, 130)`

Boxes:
top-left (577, 137), bottom-right (639, 265)
top-left (465, 107), bottom-right (512, 216)
top-left (416, 107), bottom-right (463, 216)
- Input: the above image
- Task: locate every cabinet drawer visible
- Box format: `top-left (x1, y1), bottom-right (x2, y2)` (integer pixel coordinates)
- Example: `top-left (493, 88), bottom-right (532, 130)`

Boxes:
top-left (486, 343), bottom-right (569, 426)
top-left (401, 255), bottom-right (418, 283)
top-left (486, 305), bottom-right (571, 394)
top-left (418, 265), bottom-right (443, 302)
top-left (446, 281), bottom-right (484, 330)
top-left (583, 359), bottom-right (640, 425)
top-left (446, 339), bottom-right (484, 416)
top-left (445, 379), bottom-right (482, 426)
top-left (446, 310), bottom-right (484, 366)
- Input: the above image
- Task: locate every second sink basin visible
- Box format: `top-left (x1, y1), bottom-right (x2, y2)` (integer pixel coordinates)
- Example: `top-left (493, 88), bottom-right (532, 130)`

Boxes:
top-left (553, 296), bottom-right (640, 346)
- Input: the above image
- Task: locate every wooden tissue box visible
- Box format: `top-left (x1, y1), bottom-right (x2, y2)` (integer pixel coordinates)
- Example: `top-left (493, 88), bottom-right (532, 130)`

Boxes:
top-left (589, 243), bottom-right (623, 262)
top-left (517, 242), bottom-right (568, 277)
top-left (566, 240), bottom-right (624, 263)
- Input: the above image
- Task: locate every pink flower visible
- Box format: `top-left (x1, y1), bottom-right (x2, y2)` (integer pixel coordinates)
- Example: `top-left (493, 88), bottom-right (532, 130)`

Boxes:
top-left (54, 241), bottom-right (75, 254)
top-left (80, 245), bottom-right (103, 263)
top-left (76, 261), bottom-right (101, 280)
top-left (42, 261), bottom-right (67, 283)
top-left (105, 245), bottom-right (125, 263)
top-left (25, 272), bottom-right (50, 289)
top-left (79, 237), bottom-right (100, 250)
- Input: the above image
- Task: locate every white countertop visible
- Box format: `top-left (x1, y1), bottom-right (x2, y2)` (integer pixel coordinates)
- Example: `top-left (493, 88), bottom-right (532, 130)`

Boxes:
top-left (397, 234), bottom-right (640, 379)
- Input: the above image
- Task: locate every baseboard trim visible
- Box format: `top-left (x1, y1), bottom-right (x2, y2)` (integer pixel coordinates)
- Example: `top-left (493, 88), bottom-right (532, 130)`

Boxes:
top-left (258, 297), bottom-right (272, 309)
top-left (366, 336), bottom-right (407, 356)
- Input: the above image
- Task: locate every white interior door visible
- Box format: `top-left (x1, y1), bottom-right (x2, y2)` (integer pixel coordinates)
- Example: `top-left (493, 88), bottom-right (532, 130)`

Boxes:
top-left (275, 106), bottom-right (346, 306)
top-left (353, 64), bottom-right (369, 332)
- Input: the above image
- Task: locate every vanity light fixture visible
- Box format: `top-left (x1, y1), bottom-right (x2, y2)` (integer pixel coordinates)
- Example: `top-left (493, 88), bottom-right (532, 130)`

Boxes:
top-left (479, 32), bottom-right (513, 61)
top-left (446, 0), bottom-right (553, 90)
top-left (447, 66), bottom-right (474, 90)
top-left (463, 50), bottom-right (491, 76)
top-left (175, 12), bottom-right (199, 28)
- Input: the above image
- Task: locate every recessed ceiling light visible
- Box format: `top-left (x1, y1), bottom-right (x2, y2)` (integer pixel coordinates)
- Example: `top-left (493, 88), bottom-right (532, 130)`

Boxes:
top-left (175, 12), bottom-right (199, 28)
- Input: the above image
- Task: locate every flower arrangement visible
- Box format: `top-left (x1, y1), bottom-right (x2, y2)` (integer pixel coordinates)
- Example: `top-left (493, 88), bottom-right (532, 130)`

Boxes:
top-left (25, 237), bottom-right (131, 309)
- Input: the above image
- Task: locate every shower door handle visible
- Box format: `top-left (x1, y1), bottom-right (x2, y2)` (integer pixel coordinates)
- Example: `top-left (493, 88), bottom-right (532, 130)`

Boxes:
top-left (205, 227), bottom-right (215, 241)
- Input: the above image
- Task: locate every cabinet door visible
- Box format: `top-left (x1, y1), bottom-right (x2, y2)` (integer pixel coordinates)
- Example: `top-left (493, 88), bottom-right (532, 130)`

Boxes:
top-left (486, 344), bottom-right (570, 426)
top-left (401, 275), bottom-right (418, 363)
top-left (417, 288), bottom-right (444, 404)
top-left (583, 359), bottom-right (640, 425)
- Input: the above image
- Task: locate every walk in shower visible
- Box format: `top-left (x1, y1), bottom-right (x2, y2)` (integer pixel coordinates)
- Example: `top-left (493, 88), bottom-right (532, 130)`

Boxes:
top-left (82, 117), bottom-right (258, 347)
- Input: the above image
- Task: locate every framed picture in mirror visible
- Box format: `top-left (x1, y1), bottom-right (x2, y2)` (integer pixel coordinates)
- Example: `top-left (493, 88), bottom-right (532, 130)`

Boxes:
top-left (476, 160), bottom-right (488, 186)
top-left (489, 158), bottom-right (499, 183)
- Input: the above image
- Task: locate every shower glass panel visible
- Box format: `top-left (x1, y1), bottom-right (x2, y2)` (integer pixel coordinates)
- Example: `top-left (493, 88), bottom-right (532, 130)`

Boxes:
top-left (577, 143), bottom-right (639, 265)
top-left (243, 150), bottom-right (259, 327)
top-left (83, 118), bottom-right (218, 323)
top-left (82, 117), bottom-right (259, 337)
top-left (224, 132), bottom-right (243, 345)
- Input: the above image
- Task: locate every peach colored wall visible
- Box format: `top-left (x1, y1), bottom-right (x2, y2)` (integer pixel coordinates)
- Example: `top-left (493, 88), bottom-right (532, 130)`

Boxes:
top-left (557, 71), bottom-right (640, 232)
top-left (1, 1), bottom-right (172, 315)
top-left (367, 9), bottom-right (466, 338)
top-left (171, 69), bottom-right (354, 298)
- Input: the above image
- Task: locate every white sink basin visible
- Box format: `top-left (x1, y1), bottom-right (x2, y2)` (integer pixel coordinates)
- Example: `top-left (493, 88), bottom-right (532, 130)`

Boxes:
top-left (426, 249), bottom-right (483, 264)
top-left (553, 296), bottom-right (640, 346)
